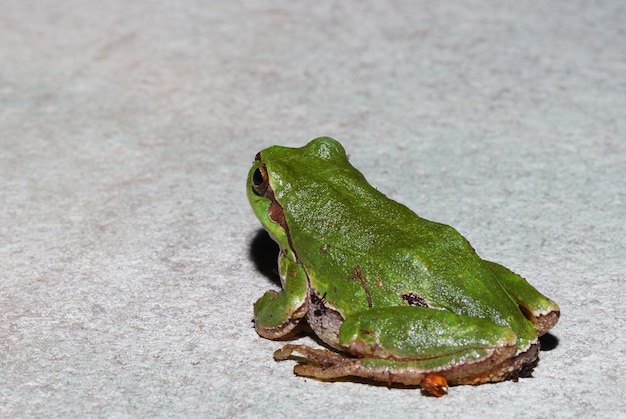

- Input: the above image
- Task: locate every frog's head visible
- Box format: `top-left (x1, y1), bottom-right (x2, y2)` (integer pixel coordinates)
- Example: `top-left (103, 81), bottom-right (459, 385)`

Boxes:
top-left (247, 137), bottom-right (348, 250)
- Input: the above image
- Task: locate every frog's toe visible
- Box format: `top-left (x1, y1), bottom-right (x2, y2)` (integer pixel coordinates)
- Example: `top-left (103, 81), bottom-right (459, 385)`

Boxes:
top-left (420, 375), bottom-right (449, 397)
top-left (273, 344), bottom-right (348, 366)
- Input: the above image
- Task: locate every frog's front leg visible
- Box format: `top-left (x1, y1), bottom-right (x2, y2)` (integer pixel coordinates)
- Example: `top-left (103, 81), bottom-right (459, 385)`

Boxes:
top-left (485, 261), bottom-right (560, 336)
top-left (254, 251), bottom-right (308, 339)
top-left (275, 306), bottom-right (525, 391)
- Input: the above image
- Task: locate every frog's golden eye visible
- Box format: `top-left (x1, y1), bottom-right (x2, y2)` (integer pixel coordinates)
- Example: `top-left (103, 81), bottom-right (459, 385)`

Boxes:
top-left (252, 164), bottom-right (269, 196)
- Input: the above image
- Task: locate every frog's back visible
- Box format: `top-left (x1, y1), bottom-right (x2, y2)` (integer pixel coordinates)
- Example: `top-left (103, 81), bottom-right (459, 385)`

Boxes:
top-left (278, 148), bottom-right (528, 337)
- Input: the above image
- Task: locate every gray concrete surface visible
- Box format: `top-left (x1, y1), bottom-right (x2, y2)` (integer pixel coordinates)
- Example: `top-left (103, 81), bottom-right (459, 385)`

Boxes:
top-left (1, 1), bottom-right (624, 417)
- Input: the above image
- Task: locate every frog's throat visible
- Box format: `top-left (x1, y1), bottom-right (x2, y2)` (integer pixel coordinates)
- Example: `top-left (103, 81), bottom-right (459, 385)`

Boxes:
top-left (265, 184), bottom-right (301, 263)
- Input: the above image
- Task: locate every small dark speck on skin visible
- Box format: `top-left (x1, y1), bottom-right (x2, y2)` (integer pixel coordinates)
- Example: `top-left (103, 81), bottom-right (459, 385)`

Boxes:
top-left (402, 292), bottom-right (429, 307)
top-left (311, 292), bottom-right (327, 316)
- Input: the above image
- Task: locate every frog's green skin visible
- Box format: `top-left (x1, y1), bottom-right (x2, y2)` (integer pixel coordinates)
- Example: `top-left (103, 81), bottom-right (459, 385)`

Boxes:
top-left (247, 137), bottom-right (559, 394)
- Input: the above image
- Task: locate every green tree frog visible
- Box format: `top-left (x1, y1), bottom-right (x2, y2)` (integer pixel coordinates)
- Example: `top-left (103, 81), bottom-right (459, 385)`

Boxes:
top-left (247, 137), bottom-right (559, 396)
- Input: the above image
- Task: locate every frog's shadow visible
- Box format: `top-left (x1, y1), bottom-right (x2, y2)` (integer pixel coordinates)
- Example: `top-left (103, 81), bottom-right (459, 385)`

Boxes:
top-left (249, 229), bottom-right (281, 288)
top-left (249, 229), bottom-right (561, 351)
top-left (538, 332), bottom-right (559, 351)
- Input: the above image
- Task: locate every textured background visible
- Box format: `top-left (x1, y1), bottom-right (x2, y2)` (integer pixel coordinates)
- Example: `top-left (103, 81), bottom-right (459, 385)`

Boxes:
top-left (1, 1), bottom-right (624, 417)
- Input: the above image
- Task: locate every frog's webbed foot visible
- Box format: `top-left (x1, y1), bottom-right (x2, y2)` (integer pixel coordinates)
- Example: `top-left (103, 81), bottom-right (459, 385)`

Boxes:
top-left (274, 344), bottom-right (392, 384)
top-left (274, 344), bottom-right (373, 381)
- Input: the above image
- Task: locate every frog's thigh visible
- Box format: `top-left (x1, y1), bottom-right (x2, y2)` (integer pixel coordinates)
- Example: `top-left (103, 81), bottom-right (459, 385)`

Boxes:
top-left (339, 306), bottom-right (517, 362)
top-left (254, 253), bottom-right (308, 339)
top-left (485, 260), bottom-right (560, 335)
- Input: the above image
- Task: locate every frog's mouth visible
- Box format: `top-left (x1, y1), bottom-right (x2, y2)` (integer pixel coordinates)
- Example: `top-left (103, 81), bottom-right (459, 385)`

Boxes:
top-left (267, 191), bottom-right (287, 232)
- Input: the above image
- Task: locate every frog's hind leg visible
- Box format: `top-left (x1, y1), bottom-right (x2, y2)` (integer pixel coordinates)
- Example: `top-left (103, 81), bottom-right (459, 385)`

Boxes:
top-left (273, 341), bottom-right (525, 393)
top-left (274, 306), bottom-right (524, 390)
top-left (485, 261), bottom-right (560, 336)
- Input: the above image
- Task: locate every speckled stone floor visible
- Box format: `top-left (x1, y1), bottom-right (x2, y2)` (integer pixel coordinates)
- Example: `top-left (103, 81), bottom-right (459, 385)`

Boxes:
top-left (1, 1), bottom-right (624, 417)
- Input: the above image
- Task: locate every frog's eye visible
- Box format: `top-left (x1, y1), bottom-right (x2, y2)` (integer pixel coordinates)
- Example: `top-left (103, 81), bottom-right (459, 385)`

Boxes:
top-left (252, 164), bottom-right (269, 196)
